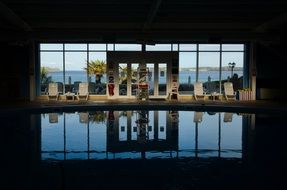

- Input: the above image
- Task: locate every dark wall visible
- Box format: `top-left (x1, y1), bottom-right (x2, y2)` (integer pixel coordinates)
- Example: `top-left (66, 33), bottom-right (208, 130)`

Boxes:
top-left (0, 42), bottom-right (30, 102)
top-left (256, 39), bottom-right (287, 100)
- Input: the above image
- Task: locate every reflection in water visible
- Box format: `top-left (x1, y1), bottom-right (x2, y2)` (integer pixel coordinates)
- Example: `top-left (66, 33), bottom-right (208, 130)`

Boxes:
top-left (4, 110), bottom-right (287, 190)
top-left (41, 110), bottom-right (244, 160)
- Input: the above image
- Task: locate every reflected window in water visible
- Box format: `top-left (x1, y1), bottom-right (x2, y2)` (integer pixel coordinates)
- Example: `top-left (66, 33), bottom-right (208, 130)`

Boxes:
top-left (40, 110), bottom-right (247, 160)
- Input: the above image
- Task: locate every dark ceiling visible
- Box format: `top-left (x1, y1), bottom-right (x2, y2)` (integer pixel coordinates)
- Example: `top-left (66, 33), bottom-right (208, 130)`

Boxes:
top-left (1, 0), bottom-right (287, 42)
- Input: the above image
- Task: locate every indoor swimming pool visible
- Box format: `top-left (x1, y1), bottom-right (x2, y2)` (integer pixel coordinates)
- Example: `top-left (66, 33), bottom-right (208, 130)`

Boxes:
top-left (1, 109), bottom-right (286, 190)
top-left (40, 110), bottom-right (245, 160)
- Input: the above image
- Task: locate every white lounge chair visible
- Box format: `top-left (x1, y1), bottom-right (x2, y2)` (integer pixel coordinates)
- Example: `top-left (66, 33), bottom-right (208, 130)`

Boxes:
top-left (79, 112), bottom-right (89, 123)
top-left (77, 82), bottom-right (89, 101)
top-left (223, 82), bottom-right (236, 100)
top-left (223, 112), bottom-right (233, 122)
top-left (49, 113), bottom-right (58, 123)
top-left (193, 82), bottom-right (208, 100)
top-left (48, 82), bottom-right (59, 101)
top-left (193, 112), bottom-right (203, 123)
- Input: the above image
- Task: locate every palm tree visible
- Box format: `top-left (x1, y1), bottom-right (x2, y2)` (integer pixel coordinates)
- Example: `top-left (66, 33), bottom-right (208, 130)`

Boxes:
top-left (228, 62), bottom-right (236, 77)
top-left (84, 60), bottom-right (106, 84)
top-left (40, 67), bottom-right (52, 84)
top-left (119, 65), bottom-right (128, 83)
top-left (89, 111), bottom-right (106, 124)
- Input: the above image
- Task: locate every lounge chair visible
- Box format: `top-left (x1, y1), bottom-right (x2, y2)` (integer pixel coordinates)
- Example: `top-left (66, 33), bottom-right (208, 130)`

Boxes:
top-left (223, 112), bottom-right (233, 122)
top-left (223, 82), bottom-right (236, 100)
top-left (79, 112), bottom-right (89, 123)
top-left (193, 82), bottom-right (208, 100)
top-left (76, 82), bottom-right (89, 101)
top-left (48, 82), bottom-right (59, 101)
top-left (49, 113), bottom-right (58, 123)
top-left (193, 112), bottom-right (203, 123)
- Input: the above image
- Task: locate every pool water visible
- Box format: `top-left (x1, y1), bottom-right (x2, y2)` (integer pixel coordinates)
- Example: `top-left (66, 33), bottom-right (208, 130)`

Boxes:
top-left (1, 110), bottom-right (287, 190)
top-left (41, 111), bottom-right (243, 160)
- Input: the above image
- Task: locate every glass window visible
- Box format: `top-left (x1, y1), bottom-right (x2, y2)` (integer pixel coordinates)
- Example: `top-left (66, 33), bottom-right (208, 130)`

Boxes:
top-left (198, 52), bottom-right (220, 93)
top-left (39, 43), bottom-right (245, 98)
top-left (89, 44), bottom-right (106, 51)
top-left (146, 63), bottom-right (155, 96)
top-left (40, 52), bottom-right (64, 94)
top-left (65, 52), bottom-right (88, 93)
top-left (179, 52), bottom-right (196, 95)
top-left (179, 44), bottom-right (197, 51)
top-left (158, 63), bottom-right (167, 95)
top-left (115, 44), bottom-right (142, 51)
top-left (131, 63), bottom-right (139, 96)
top-left (172, 44), bottom-right (178, 51)
top-left (146, 44), bottom-right (171, 51)
top-left (222, 52), bottom-right (244, 91)
top-left (88, 52), bottom-right (107, 95)
top-left (222, 44), bottom-right (244, 51)
top-left (107, 44), bottom-right (114, 51)
top-left (40, 43), bottom-right (63, 51)
top-left (199, 44), bottom-right (220, 51)
top-left (119, 63), bottom-right (128, 96)
top-left (65, 44), bottom-right (87, 51)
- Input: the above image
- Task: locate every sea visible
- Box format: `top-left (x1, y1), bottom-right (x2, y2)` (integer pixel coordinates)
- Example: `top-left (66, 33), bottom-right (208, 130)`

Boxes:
top-left (47, 70), bottom-right (243, 84)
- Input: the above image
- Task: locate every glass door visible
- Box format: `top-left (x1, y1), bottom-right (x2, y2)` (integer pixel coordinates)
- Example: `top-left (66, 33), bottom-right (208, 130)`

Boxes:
top-left (158, 63), bottom-right (167, 96)
top-left (118, 63), bottom-right (140, 98)
top-left (146, 63), bottom-right (155, 96)
top-left (107, 51), bottom-right (176, 99)
top-left (131, 63), bottom-right (139, 96)
top-left (147, 63), bottom-right (167, 97)
top-left (118, 63), bottom-right (128, 96)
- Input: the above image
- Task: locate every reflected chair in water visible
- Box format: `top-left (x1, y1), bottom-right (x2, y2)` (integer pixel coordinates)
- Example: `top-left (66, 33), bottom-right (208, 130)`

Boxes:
top-left (223, 112), bottom-right (233, 122)
top-left (77, 82), bottom-right (89, 101)
top-left (48, 83), bottom-right (59, 101)
top-left (79, 112), bottom-right (89, 123)
top-left (193, 112), bottom-right (203, 123)
top-left (49, 113), bottom-right (58, 123)
top-left (194, 82), bottom-right (208, 100)
top-left (223, 82), bottom-right (236, 100)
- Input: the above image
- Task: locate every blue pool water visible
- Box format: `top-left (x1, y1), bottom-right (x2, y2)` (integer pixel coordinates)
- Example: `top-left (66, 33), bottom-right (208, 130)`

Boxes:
top-left (2, 109), bottom-right (286, 190)
top-left (41, 111), bottom-right (243, 160)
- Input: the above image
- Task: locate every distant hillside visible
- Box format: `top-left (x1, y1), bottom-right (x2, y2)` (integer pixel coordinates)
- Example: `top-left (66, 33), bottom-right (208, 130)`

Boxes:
top-left (180, 66), bottom-right (243, 72)
top-left (42, 66), bottom-right (60, 72)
